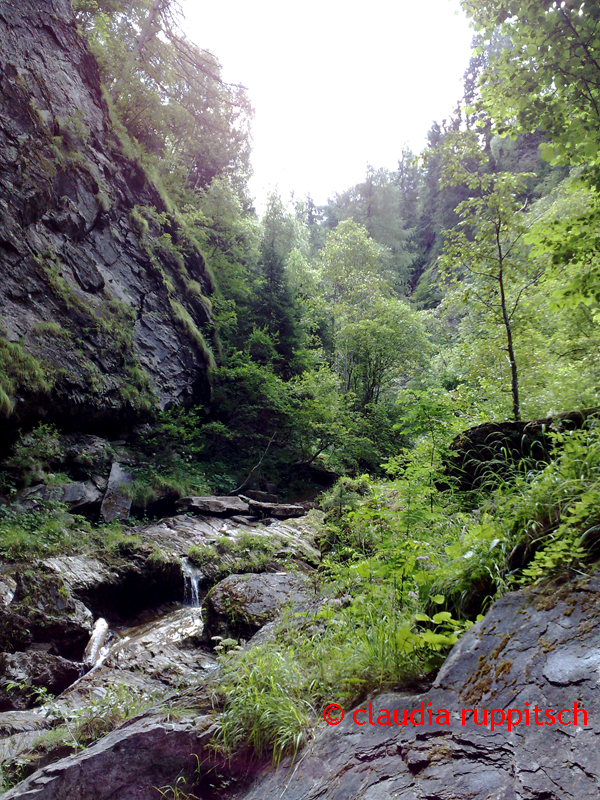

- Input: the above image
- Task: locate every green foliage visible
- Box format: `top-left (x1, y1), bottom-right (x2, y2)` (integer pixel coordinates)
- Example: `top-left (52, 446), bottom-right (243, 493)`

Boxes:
top-left (5, 424), bottom-right (64, 481)
top-left (462, 0), bottom-right (600, 182)
top-left (77, 0), bottom-right (252, 196)
top-left (325, 165), bottom-right (418, 291)
top-left (438, 131), bottom-right (538, 421)
top-left (212, 648), bottom-right (312, 765)
top-left (0, 503), bottom-right (90, 560)
top-left (169, 299), bottom-right (216, 370)
top-left (186, 534), bottom-right (277, 580)
top-left (0, 338), bottom-right (53, 416)
top-left (31, 682), bottom-right (163, 756)
top-left (156, 777), bottom-right (200, 800)
top-left (211, 572), bottom-right (471, 764)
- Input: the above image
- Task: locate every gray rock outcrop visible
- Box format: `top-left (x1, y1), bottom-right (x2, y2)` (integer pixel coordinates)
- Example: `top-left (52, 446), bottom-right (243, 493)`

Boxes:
top-left (0, 652), bottom-right (81, 709)
top-left (100, 463), bottom-right (133, 522)
top-left (0, 714), bottom-right (216, 800)
top-left (8, 575), bottom-right (600, 798)
top-left (177, 496), bottom-right (307, 520)
top-left (16, 482), bottom-right (102, 514)
top-left (233, 575), bottom-right (600, 800)
top-left (0, 570), bottom-right (93, 663)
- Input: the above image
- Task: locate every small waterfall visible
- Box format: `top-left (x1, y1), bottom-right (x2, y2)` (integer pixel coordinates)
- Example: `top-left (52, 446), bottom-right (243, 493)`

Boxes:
top-left (181, 558), bottom-right (202, 607)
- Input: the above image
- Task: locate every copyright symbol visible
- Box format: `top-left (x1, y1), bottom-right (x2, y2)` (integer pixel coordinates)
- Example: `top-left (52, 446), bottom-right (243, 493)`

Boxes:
top-left (323, 703), bottom-right (344, 725)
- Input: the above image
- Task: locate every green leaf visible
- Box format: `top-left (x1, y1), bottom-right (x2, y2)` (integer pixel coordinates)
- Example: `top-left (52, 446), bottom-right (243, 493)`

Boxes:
top-left (430, 594), bottom-right (445, 604)
top-left (539, 143), bottom-right (555, 162)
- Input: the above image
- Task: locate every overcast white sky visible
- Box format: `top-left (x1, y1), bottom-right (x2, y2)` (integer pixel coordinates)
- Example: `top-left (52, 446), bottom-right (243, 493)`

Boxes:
top-left (182, 0), bottom-right (474, 208)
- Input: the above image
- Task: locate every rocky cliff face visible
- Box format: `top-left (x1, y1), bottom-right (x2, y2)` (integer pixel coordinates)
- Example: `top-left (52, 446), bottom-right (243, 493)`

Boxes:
top-left (0, 0), bottom-right (215, 434)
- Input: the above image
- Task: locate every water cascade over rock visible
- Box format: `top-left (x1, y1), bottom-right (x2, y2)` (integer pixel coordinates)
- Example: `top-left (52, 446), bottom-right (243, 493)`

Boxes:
top-left (181, 558), bottom-right (202, 607)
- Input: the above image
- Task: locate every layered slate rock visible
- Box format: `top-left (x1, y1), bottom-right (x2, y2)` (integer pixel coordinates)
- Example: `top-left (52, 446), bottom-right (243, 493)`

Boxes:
top-left (0, 570), bottom-right (93, 662)
top-left (177, 495), bottom-right (251, 517)
top-left (139, 512), bottom-right (322, 566)
top-left (15, 482), bottom-right (103, 514)
top-left (244, 498), bottom-right (306, 520)
top-left (446, 408), bottom-right (599, 490)
top-left (230, 575), bottom-right (600, 800)
top-left (177, 496), bottom-right (306, 521)
top-left (0, 0), bottom-right (215, 431)
top-left (0, 652), bottom-right (81, 709)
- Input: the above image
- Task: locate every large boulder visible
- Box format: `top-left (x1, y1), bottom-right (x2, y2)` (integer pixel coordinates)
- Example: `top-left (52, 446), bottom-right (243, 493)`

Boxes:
top-left (203, 572), bottom-right (311, 642)
top-left (446, 408), bottom-right (599, 490)
top-left (0, 714), bottom-right (216, 800)
top-left (15, 482), bottom-right (103, 514)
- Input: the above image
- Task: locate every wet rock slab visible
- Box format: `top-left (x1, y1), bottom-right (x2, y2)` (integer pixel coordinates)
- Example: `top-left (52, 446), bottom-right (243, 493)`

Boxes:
top-left (63, 606), bottom-right (216, 705)
top-left (139, 512), bottom-right (322, 566)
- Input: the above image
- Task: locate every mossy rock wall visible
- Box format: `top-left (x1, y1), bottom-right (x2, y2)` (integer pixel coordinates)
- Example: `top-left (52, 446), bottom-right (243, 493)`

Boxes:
top-left (0, 0), bottom-right (215, 435)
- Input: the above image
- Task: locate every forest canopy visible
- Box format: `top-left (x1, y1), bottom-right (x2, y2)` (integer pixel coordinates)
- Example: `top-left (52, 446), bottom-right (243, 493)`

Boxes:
top-left (64, 0), bottom-right (600, 493)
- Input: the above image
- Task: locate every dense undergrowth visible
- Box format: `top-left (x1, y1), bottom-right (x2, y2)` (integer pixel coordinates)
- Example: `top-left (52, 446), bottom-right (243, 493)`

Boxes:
top-left (0, 409), bottom-right (599, 779)
top-left (209, 417), bottom-right (600, 766)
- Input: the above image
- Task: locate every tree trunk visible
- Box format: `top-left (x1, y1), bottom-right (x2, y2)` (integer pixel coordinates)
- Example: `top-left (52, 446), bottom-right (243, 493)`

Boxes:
top-left (496, 226), bottom-right (520, 421)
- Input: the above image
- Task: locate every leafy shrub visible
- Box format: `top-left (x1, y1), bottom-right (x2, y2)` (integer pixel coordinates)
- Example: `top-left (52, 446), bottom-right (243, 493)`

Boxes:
top-left (4, 424), bottom-right (64, 486)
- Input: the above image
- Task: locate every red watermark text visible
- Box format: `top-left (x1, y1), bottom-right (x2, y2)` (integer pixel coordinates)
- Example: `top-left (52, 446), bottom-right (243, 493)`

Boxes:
top-left (323, 701), bottom-right (588, 731)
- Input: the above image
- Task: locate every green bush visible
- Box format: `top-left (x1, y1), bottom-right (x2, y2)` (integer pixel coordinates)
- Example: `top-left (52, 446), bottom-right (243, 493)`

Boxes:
top-left (4, 424), bottom-right (64, 485)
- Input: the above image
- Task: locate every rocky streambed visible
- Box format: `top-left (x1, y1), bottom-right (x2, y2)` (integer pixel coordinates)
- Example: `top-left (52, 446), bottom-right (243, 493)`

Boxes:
top-left (1, 502), bottom-right (600, 798)
top-left (0, 499), bottom-right (322, 795)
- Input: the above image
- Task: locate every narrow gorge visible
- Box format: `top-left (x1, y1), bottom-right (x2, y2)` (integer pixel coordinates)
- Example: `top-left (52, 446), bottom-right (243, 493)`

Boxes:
top-left (1, 0), bottom-right (600, 797)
